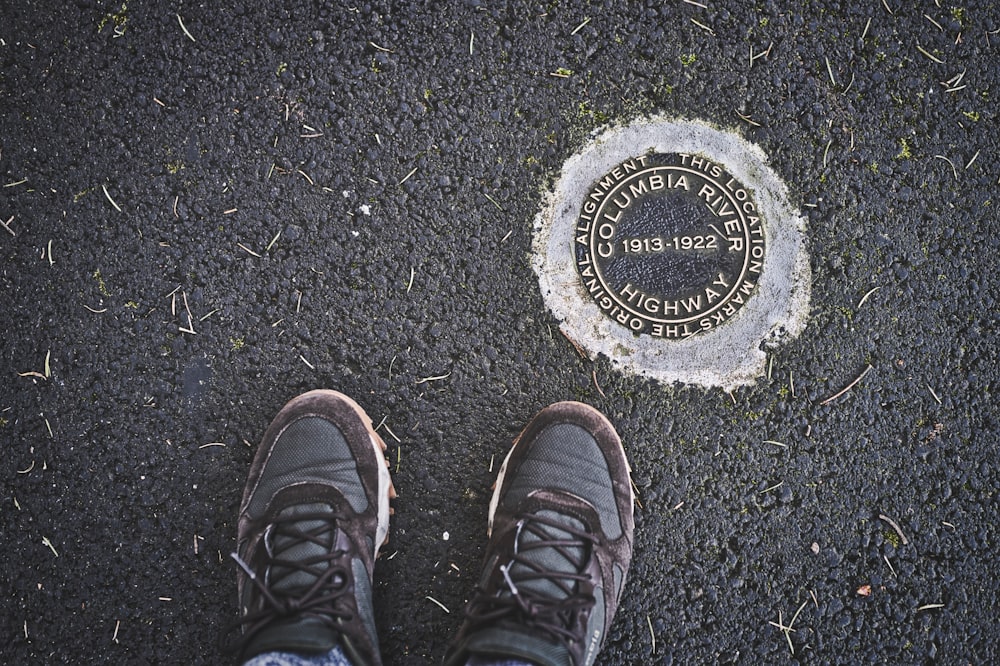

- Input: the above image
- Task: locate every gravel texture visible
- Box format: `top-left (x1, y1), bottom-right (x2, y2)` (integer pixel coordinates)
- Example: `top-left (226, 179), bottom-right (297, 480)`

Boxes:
top-left (2, 1), bottom-right (998, 664)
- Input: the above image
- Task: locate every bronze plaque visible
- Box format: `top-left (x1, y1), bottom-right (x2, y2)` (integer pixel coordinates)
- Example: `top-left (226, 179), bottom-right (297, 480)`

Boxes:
top-left (574, 153), bottom-right (766, 339)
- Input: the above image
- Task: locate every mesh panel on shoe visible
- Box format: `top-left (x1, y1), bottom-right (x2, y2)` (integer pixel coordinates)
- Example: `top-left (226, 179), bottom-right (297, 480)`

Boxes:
top-left (249, 418), bottom-right (368, 516)
top-left (503, 424), bottom-right (621, 539)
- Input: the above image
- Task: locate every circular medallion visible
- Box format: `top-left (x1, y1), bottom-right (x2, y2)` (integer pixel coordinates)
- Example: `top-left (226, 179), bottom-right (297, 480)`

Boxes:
top-left (574, 152), bottom-right (766, 339)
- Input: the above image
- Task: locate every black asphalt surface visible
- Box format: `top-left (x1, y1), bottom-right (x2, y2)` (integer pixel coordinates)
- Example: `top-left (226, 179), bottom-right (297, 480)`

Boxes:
top-left (3, 2), bottom-right (998, 664)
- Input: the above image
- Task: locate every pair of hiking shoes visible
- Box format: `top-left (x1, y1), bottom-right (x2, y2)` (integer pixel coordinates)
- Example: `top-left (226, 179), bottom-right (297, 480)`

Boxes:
top-left (223, 390), bottom-right (635, 666)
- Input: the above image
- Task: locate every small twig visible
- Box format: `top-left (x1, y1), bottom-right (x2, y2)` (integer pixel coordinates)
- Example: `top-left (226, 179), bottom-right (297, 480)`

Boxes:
top-left (927, 384), bottom-right (942, 405)
top-left (42, 536), bottom-right (59, 557)
top-left (265, 230), bottom-right (281, 252)
top-left (299, 355), bottom-right (315, 370)
top-left (592, 370), bottom-right (606, 398)
top-left (769, 612), bottom-right (795, 654)
top-left (416, 372), bottom-right (451, 384)
top-left (788, 601), bottom-right (808, 645)
top-left (820, 364), bottom-right (873, 405)
top-left (199, 442), bottom-right (226, 449)
top-left (857, 286), bottom-right (881, 309)
top-left (483, 192), bottom-right (504, 211)
top-left (407, 266), bottom-right (415, 294)
top-left (382, 424), bottom-right (401, 443)
top-left (1, 215), bottom-right (14, 236)
top-left (570, 17), bottom-right (591, 35)
top-left (934, 155), bottom-right (958, 180)
top-left (770, 600), bottom-right (809, 655)
top-left (560, 329), bottom-right (587, 359)
top-left (181, 290), bottom-right (196, 334)
top-left (750, 42), bottom-right (773, 68)
top-left (763, 440), bottom-right (787, 448)
top-left (399, 167), bottom-right (418, 185)
top-left (917, 603), bottom-right (945, 612)
top-left (861, 18), bottom-right (873, 41)
top-left (879, 513), bottom-right (909, 545)
top-left (965, 150), bottom-right (980, 170)
top-left (691, 18), bottom-right (714, 35)
top-left (734, 110), bottom-right (761, 127)
top-left (916, 43), bottom-right (944, 64)
top-left (942, 70), bottom-right (966, 88)
top-left (177, 14), bottom-right (196, 42)
top-left (825, 57), bottom-right (837, 86)
top-left (647, 615), bottom-right (656, 655)
top-left (237, 242), bottom-right (261, 258)
top-left (167, 284), bottom-right (180, 309)
top-left (681, 0), bottom-right (708, 7)
top-left (425, 596), bottom-right (450, 613)
top-left (102, 184), bottom-right (122, 212)
top-left (842, 71), bottom-right (856, 94)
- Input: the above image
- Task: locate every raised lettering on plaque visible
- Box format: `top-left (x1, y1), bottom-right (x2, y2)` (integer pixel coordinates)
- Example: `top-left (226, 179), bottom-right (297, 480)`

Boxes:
top-left (574, 153), bottom-right (766, 339)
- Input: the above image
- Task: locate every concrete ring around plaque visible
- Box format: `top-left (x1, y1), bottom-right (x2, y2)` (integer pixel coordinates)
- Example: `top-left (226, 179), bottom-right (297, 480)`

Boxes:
top-left (533, 118), bottom-right (811, 390)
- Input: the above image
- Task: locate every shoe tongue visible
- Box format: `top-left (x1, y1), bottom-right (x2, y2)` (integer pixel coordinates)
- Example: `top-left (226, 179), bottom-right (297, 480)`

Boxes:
top-left (268, 503), bottom-right (339, 592)
top-left (509, 509), bottom-right (586, 600)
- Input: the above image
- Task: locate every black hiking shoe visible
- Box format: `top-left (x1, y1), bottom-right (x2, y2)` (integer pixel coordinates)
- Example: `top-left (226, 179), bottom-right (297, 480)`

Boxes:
top-left (444, 402), bottom-right (635, 666)
top-left (221, 390), bottom-right (395, 665)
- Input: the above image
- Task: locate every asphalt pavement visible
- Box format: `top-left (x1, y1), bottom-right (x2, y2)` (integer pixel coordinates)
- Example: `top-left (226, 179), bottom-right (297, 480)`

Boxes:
top-left (2, 1), bottom-right (998, 664)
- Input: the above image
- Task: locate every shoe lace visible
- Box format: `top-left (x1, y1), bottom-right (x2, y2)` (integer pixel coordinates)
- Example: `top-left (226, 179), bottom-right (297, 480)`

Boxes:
top-left (221, 510), bottom-right (354, 656)
top-left (466, 512), bottom-right (597, 646)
